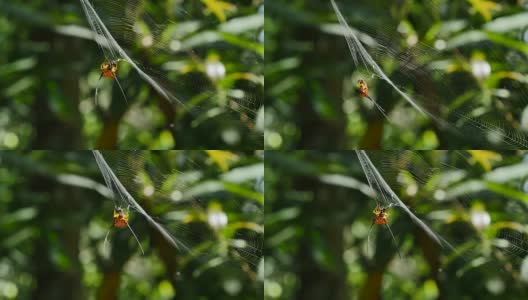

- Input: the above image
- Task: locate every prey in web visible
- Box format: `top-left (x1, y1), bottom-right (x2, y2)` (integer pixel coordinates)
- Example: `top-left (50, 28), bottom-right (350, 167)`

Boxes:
top-left (95, 59), bottom-right (128, 105)
top-left (367, 203), bottom-right (401, 258)
top-left (104, 206), bottom-right (144, 255)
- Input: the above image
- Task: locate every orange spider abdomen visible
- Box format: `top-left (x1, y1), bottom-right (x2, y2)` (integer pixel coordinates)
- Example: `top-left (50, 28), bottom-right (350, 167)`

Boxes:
top-left (359, 86), bottom-right (369, 97)
top-left (374, 215), bottom-right (387, 225)
top-left (357, 80), bottom-right (369, 98)
top-left (102, 69), bottom-right (116, 78)
top-left (114, 217), bottom-right (128, 227)
top-left (114, 211), bottom-right (128, 227)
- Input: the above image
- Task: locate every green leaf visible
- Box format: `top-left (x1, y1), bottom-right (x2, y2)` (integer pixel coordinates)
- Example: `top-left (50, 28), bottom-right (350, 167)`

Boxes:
top-left (484, 11), bottom-right (528, 33)
top-left (201, 0), bottom-right (236, 23)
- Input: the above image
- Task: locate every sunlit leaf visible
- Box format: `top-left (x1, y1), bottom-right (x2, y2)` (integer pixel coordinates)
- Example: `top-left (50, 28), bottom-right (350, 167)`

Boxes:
top-left (201, 0), bottom-right (236, 23)
top-left (467, 150), bottom-right (501, 171)
top-left (468, 0), bottom-right (500, 22)
top-left (205, 150), bottom-right (239, 172)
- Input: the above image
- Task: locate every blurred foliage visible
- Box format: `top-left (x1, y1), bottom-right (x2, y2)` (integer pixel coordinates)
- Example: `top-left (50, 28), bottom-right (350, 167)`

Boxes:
top-left (0, 150), bottom-right (263, 299)
top-left (265, 0), bottom-right (528, 149)
top-left (265, 150), bottom-right (528, 299)
top-left (0, 0), bottom-right (263, 149)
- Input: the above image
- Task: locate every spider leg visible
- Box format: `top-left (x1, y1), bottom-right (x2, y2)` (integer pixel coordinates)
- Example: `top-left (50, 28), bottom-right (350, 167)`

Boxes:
top-left (365, 95), bottom-right (389, 120)
top-left (113, 76), bottom-right (129, 104)
top-left (367, 220), bottom-right (375, 256)
top-left (126, 222), bottom-right (145, 255)
top-left (95, 73), bottom-right (104, 105)
top-left (385, 223), bottom-right (402, 258)
top-left (103, 225), bottom-right (113, 254)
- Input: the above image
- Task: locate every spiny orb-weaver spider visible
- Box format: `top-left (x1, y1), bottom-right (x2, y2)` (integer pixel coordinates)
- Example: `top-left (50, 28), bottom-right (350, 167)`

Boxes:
top-left (367, 203), bottom-right (401, 258)
top-left (104, 206), bottom-right (144, 255)
top-left (95, 59), bottom-right (128, 105)
top-left (357, 79), bottom-right (371, 100)
top-left (356, 79), bottom-right (387, 117)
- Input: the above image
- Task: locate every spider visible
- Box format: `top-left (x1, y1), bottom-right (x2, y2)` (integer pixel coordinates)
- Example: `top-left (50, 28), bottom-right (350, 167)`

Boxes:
top-left (95, 59), bottom-right (128, 105)
top-left (104, 206), bottom-right (144, 255)
top-left (100, 60), bottom-right (118, 79)
top-left (357, 79), bottom-right (387, 117)
top-left (357, 79), bottom-right (371, 100)
top-left (367, 203), bottom-right (401, 258)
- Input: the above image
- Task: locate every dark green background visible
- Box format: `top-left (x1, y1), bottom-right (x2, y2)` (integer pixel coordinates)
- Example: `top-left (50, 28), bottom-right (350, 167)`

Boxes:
top-left (0, 0), bottom-right (263, 149)
top-left (0, 150), bottom-right (263, 299)
top-left (265, 150), bottom-right (528, 299)
top-left (265, 0), bottom-right (528, 149)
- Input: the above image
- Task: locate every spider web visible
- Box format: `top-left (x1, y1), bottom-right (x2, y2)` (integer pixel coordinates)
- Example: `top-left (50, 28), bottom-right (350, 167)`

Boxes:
top-left (79, 0), bottom-right (264, 145)
top-left (358, 150), bottom-right (528, 279)
top-left (92, 150), bottom-right (263, 270)
top-left (93, 150), bottom-right (192, 253)
top-left (330, 0), bottom-right (528, 148)
top-left (356, 150), bottom-right (452, 251)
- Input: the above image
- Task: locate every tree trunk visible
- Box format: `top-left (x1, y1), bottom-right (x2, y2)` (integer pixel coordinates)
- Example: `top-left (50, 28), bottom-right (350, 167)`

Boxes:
top-left (294, 175), bottom-right (348, 300)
